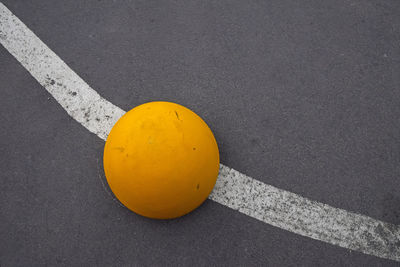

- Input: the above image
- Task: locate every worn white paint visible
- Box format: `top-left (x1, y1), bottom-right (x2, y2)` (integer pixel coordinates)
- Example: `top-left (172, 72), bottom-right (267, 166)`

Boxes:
top-left (1, 2), bottom-right (399, 262)
top-left (0, 3), bottom-right (124, 140)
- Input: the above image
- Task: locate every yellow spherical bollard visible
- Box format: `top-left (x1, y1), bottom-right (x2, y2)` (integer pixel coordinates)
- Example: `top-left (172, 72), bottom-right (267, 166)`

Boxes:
top-left (103, 102), bottom-right (220, 219)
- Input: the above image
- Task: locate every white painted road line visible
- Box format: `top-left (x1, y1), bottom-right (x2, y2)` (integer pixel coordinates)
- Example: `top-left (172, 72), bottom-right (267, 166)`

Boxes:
top-left (1, 2), bottom-right (399, 262)
top-left (0, 3), bottom-right (124, 140)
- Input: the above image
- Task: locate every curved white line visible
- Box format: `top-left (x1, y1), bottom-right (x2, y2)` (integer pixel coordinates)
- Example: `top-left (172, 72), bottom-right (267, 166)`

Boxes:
top-left (1, 3), bottom-right (399, 262)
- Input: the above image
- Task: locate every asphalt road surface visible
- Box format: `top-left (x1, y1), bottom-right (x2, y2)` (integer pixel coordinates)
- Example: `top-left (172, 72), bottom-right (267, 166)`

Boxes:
top-left (1, 0), bottom-right (400, 266)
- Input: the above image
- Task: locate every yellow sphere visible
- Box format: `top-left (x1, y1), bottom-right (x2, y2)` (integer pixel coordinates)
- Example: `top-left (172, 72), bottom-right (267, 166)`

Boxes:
top-left (103, 101), bottom-right (220, 219)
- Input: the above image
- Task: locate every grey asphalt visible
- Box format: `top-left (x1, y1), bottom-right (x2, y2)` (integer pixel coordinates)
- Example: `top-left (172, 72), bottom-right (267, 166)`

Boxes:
top-left (1, 0), bottom-right (399, 266)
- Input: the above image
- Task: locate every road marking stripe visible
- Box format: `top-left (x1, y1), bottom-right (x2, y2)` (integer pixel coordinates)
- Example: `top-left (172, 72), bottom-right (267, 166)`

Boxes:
top-left (0, 4), bottom-right (124, 140)
top-left (1, 3), bottom-right (399, 262)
